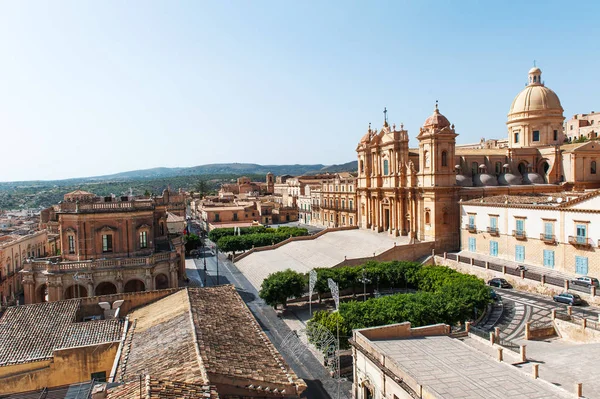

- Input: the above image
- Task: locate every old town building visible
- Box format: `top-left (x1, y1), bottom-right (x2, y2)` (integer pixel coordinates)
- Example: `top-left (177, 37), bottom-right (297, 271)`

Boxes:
top-left (0, 230), bottom-right (48, 305)
top-left (357, 66), bottom-right (600, 251)
top-left (22, 189), bottom-right (185, 304)
top-left (351, 322), bottom-right (569, 399)
top-left (220, 173), bottom-right (275, 196)
top-left (314, 172), bottom-right (358, 228)
top-left (0, 286), bottom-right (306, 398)
top-left (565, 111), bottom-right (600, 142)
top-left (460, 190), bottom-right (600, 277)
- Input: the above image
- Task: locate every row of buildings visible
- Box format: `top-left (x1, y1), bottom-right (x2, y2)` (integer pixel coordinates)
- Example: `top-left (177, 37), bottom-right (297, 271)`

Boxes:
top-left (190, 65), bottom-right (600, 278)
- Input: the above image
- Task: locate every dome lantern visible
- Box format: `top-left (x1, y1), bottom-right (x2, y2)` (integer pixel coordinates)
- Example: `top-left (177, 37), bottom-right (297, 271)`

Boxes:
top-left (528, 66), bottom-right (542, 86)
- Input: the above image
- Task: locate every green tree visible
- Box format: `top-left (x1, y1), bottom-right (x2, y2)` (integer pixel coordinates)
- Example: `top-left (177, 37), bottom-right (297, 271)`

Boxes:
top-left (259, 269), bottom-right (306, 309)
top-left (184, 233), bottom-right (201, 253)
top-left (195, 180), bottom-right (209, 197)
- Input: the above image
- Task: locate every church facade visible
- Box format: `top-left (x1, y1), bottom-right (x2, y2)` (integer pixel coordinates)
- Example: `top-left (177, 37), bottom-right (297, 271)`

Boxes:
top-left (357, 66), bottom-right (600, 251)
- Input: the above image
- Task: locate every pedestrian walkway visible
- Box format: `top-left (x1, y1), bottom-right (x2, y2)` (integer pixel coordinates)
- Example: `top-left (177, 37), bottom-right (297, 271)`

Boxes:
top-left (456, 250), bottom-right (577, 282)
top-left (236, 229), bottom-right (407, 290)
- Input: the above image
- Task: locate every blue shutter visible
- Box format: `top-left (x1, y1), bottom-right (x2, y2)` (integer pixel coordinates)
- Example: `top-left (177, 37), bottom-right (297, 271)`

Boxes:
top-left (469, 215), bottom-right (475, 227)
top-left (543, 250), bottom-right (555, 268)
top-left (544, 222), bottom-right (553, 239)
top-left (575, 256), bottom-right (589, 275)
top-left (490, 241), bottom-right (498, 256)
top-left (468, 237), bottom-right (476, 252)
top-left (490, 217), bottom-right (497, 229)
top-left (515, 245), bottom-right (525, 262)
top-left (576, 224), bottom-right (587, 239)
top-left (516, 219), bottom-right (524, 233)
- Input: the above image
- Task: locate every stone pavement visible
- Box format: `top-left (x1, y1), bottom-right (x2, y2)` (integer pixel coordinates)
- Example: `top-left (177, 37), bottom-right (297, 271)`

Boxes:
top-left (235, 229), bottom-right (407, 290)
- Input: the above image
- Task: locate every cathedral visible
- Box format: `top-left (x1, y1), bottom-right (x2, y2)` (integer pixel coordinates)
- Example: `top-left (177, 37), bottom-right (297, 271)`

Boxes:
top-left (357, 66), bottom-right (600, 251)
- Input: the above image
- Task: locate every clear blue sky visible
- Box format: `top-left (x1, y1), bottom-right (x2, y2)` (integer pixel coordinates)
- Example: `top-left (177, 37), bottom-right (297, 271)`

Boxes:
top-left (1, 1), bottom-right (598, 182)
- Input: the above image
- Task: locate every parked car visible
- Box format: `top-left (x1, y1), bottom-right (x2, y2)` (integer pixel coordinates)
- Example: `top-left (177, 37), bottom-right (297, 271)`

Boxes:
top-left (487, 278), bottom-right (512, 289)
top-left (570, 276), bottom-right (600, 288)
top-left (489, 288), bottom-right (498, 300)
top-left (553, 292), bottom-right (583, 306)
top-left (516, 265), bottom-right (528, 271)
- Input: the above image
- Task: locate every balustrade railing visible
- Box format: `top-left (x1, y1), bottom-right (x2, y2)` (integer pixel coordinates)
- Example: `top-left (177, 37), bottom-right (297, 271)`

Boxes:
top-left (27, 250), bottom-right (175, 272)
top-left (568, 236), bottom-right (592, 247)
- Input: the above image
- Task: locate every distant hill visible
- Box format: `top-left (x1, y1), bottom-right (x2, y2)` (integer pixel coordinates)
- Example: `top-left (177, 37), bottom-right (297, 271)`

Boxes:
top-left (85, 162), bottom-right (358, 181)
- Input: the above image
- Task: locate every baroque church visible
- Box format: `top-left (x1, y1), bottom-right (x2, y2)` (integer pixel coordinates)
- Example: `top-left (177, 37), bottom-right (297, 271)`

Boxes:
top-left (356, 66), bottom-right (600, 251)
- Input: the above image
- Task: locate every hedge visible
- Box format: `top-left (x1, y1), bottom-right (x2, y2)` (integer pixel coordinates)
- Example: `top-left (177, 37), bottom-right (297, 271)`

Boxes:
top-left (214, 227), bottom-right (309, 253)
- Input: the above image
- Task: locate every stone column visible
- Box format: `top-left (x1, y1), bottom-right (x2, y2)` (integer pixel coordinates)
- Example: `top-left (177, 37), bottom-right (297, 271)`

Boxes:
top-left (145, 269), bottom-right (154, 291)
top-left (170, 262), bottom-right (178, 288)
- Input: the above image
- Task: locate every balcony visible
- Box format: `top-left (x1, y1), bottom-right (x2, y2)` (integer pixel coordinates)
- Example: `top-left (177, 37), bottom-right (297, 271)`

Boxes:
top-left (512, 230), bottom-right (527, 240)
top-left (568, 236), bottom-right (592, 247)
top-left (540, 233), bottom-right (556, 244)
top-left (487, 227), bottom-right (499, 236)
top-left (465, 224), bottom-right (477, 233)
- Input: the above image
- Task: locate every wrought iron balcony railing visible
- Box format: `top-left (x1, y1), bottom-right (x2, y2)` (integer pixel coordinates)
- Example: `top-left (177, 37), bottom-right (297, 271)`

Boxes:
top-left (568, 236), bottom-right (592, 247)
top-left (513, 230), bottom-right (527, 240)
top-left (540, 233), bottom-right (556, 244)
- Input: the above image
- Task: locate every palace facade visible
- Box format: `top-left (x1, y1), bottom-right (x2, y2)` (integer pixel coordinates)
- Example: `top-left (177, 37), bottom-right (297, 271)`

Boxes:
top-left (357, 66), bottom-right (600, 251)
top-left (23, 189), bottom-right (185, 304)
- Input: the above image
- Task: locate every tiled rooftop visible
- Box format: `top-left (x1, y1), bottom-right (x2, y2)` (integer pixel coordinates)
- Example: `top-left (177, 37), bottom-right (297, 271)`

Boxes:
top-left (115, 289), bottom-right (207, 384)
top-left (116, 286), bottom-right (305, 395)
top-left (106, 377), bottom-right (219, 399)
top-left (0, 300), bottom-right (123, 366)
top-left (188, 286), bottom-right (298, 386)
top-left (463, 192), bottom-right (582, 206)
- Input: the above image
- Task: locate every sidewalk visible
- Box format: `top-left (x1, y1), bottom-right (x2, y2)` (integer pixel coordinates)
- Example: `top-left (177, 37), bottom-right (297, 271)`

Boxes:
top-left (455, 250), bottom-right (577, 282)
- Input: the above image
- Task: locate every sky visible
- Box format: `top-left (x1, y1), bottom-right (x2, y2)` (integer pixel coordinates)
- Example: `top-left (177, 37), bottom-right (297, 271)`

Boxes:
top-left (1, 1), bottom-right (599, 182)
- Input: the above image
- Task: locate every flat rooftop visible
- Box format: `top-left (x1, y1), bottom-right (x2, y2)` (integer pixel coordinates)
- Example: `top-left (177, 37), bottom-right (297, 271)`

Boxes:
top-left (372, 335), bottom-right (569, 399)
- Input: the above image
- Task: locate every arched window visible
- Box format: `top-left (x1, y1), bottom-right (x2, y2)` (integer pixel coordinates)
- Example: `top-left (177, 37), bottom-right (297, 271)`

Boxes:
top-left (383, 159), bottom-right (389, 175)
top-left (360, 160), bottom-right (364, 173)
top-left (495, 161), bottom-right (502, 176)
top-left (471, 162), bottom-right (478, 176)
top-left (425, 211), bottom-right (431, 225)
top-left (441, 151), bottom-right (448, 167)
top-left (592, 161), bottom-right (597, 175)
top-left (443, 212), bottom-right (449, 224)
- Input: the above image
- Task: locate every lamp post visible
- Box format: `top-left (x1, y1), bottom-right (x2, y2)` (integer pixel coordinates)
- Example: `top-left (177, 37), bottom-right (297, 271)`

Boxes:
top-left (215, 243), bottom-right (219, 285)
top-left (202, 241), bottom-right (207, 287)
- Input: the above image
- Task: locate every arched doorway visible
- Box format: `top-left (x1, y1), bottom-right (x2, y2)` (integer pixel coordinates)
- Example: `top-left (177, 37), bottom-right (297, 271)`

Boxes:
top-left (124, 279), bottom-right (145, 293)
top-left (538, 160), bottom-right (550, 175)
top-left (155, 274), bottom-right (169, 290)
top-left (95, 281), bottom-right (117, 296)
top-left (64, 284), bottom-right (88, 299)
top-left (36, 284), bottom-right (48, 303)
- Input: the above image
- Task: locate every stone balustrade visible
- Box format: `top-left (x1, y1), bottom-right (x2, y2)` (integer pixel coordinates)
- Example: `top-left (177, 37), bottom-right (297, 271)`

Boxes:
top-left (26, 251), bottom-right (176, 272)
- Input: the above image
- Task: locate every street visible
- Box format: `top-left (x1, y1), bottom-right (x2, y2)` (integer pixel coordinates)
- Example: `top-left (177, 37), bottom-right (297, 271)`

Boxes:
top-left (185, 240), bottom-right (352, 399)
top-left (490, 287), bottom-right (600, 340)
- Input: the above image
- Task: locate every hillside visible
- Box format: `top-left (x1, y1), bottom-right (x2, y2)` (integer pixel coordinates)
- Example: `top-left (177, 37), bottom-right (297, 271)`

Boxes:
top-left (0, 161), bottom-right (357, 210)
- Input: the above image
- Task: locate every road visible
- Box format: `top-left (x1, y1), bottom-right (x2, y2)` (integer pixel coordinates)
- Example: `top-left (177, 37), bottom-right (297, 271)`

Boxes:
top-left (186, 242), bottom-right (352, 399)
top-left (488, 287), bottom-right (600, 341)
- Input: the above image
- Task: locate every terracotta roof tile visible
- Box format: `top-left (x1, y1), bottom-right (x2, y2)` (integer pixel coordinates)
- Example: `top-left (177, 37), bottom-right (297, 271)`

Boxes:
top-left (188, 286), bottom-right (302, 388)
top-left (106, 377), bottom-right (219, 399)
top-left (115, 289), bottom-right (206, 384)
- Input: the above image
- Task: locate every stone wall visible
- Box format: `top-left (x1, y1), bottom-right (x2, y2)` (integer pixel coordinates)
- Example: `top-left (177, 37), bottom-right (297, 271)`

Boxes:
top-left (554, 318), bottom-right (600, 343)
top-left (333, 241), bottom-right (435, 268)
top-left (78, 287), bottom-right (183, 318)
top-left (233, 226), bottom-right (358, 262)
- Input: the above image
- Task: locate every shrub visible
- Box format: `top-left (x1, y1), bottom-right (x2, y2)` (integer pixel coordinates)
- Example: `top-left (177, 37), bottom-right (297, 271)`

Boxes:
top-left (308, 264), bottom-right (491, 346)
top-left (259, 269), bottom-right (307, 309)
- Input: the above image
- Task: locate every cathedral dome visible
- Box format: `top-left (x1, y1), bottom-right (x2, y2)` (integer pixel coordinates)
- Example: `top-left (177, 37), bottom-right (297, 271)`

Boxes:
top-left (456, 174), bottom-right (473, 187)
top-left (498, 173), bottom-right (523, 186)
top-left (473, 173), bottom-right (499, 187)
top-left (423, 104), bottom-right (451, 129)
top-left (508, 67), bottom-right (563, 118)
top-left (522, 172), bottom-right (545, 185)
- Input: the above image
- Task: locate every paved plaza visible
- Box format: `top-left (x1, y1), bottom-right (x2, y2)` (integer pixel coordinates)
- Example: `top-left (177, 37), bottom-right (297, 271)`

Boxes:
top-left (235, 229), bottom-right (408, 290)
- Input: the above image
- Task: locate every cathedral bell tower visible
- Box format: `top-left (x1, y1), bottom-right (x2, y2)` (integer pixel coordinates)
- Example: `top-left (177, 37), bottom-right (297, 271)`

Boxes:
top-left (416, 102), bottom-right (459, 248)
top-left (417, 102), bottom-right (457, 187)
